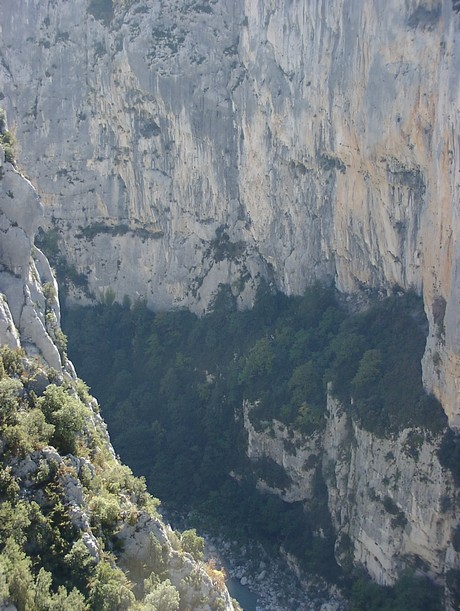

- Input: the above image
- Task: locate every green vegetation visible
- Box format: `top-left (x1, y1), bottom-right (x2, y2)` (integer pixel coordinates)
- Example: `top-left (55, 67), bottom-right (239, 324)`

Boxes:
top-left (87, 0), bottom-right (138, 24)
top-left (76, 222), bottom-right (130, 241)
top-left (63, 284), bottom-right (446, 600)
top-left (437, 427), bottom-right (460, 484)
top-left (180, 529), bottom-right (204, 562)
top-left (75, 222), bottom-right (164, 242)
top-left (87, 0), bottom-right (114, 24)
top-left (0, 345), bottom-right (221, 610)
top-left (209, 225), bottom-right (246, 261)
top-left (349, 571), bottom-right (443, 611)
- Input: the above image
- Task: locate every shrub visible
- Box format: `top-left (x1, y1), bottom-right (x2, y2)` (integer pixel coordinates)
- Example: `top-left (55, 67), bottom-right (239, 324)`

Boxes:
top-left (88, 0), bottom-right (114, 25)
top-left (0, 346), bottom-right (24, 377)
top-left (89, 492), bottom-right (120, 531)
top-left (0, 130), bottom-right (15, 164)
top-left (438, 429), bottom-right (460, 485)
top-left (38, 384), bottom-right (89, 454)
top-left (88, 560), bottom-right (135, 610)
top-left (180, 529), bottom-right (204, 561)
top-left (452, 525), bottom-right (460, 552)
top-left (0, 538), bottom-right (35, 610)
top-left (0, 377), bottom-right (23, 425)
top-left (144, 578), bottom-right (180, 611)
top-left (63, 539), bottom-right (97, 592)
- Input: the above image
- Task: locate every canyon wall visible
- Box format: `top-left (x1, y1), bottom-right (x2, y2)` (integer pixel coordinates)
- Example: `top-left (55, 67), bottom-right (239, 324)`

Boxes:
top-left (244, 397), bottom-right (460, 604)
top-left (0, 0), bottom-right (459, 422)
top-left (1, 1), bottom-right (460, 598)
top-left (0, 137), bottom-right (67, 372)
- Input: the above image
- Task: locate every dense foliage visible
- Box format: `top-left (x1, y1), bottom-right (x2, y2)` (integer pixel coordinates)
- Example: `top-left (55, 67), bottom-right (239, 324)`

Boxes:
top-left (349, 572), bottom-right (443, 611)
top-left (63, 284), bottom-right (446, 601)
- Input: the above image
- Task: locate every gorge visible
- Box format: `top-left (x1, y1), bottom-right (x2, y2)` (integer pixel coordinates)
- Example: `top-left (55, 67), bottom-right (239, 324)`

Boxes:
top-left (1, 0), bottom-right (460, 609)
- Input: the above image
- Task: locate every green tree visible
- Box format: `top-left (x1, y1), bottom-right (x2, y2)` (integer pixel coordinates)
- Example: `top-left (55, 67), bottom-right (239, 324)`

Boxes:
top-left (288, 360), bottom-right (324, 410)
top-left (88, 560), bottom-right (135, 611)
top-left (0, 538), bottom-right (35, 610)
top-left (180, 529), bottom-right (204, 561)
top-left (144, 578), bottom-right (180, 611)
top-left (0, 378), bottom-right (22, 425)
top-left (239, 337), bottom-right (274, 383)
top-left (38, 384), bottom-right (89, 454)
top-left (351, 349), bottom-right (383, 398)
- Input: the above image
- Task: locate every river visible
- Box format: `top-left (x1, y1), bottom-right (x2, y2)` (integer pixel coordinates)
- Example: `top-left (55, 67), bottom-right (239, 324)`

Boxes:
top-left (226, 577), bottom-right (258, 610)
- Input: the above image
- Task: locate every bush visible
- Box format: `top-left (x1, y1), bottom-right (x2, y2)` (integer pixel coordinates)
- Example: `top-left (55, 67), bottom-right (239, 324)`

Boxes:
top-left (16, 408), bottom-right (55, 452)
top-left (0, 377), bottom-right (23, 425)
top-left (180, 529), bottom-right (204, 561)
top-left (89, 492), bottom-right (120, 531)
top-left (144, 578), bottom-right (180, 611)
top-left (88, 560), bottom-right (135, 610)
top-left (88, 0), bottom-right (114, 24)
top-left (438, 428), bottom-right (460, 485)
top-left (0, 130), bottom-right (15, 164)
top-left (38, 384), bottom-right (89, 454)
top-left (0, 538), bottom-right (35, 610)
top-left (0, 346), bottom-right (24, 377)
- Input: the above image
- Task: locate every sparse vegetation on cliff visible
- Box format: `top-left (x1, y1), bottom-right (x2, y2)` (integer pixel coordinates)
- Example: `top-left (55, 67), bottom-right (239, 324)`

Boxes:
top-left (36, 228), bottom-right (89, 298)
top-left (0, 109), bottom-right (16, 164)
top-left (0, 345), bottom-right (235, 610)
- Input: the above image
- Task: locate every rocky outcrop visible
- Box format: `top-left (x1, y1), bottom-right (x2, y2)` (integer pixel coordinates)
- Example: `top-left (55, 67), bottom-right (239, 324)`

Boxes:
top-left (118, 515), bottom-right (236, 611)
top-left (0, 123), bottom-right (237, 611)
top-left (243, 400), bottom-right (323, 503)
top-left (0, 0), bottom-right (459, 422)
top-left (323, 396), bottom-right (459, 586)
top-left (243, 397), bottom-right (460, 598)
top-left (0, 143), bottom-right (64, 370)
top-left (2, 412), bottom-right (237, 610)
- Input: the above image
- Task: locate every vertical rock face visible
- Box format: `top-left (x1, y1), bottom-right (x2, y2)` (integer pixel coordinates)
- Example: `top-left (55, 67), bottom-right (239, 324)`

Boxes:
top-left (323, 397), bottom-right (458, 587)
top-left (0, 0), bottom-right (459, 421)
top-left (0, 145), bottom-right (64, 370)
top-left (243, 397), bottom-right (460, 593)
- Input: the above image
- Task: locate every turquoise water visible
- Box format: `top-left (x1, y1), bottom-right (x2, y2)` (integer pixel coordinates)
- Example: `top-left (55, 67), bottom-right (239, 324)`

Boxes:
top-left (226, 577), bottom-right (258, 611)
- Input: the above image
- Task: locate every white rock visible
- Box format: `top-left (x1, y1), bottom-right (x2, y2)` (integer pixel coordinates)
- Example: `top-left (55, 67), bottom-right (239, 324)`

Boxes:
top-left (1, 0), bottom-right (459, 423)
top-left (82, 532), bottom-right (100, 561)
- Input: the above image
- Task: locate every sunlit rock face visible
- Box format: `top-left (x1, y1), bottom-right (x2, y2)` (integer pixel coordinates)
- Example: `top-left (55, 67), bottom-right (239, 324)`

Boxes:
top-left (0, 145), bottom-right (64, 370)
top-left (0, 0), bottom-right (459, 422)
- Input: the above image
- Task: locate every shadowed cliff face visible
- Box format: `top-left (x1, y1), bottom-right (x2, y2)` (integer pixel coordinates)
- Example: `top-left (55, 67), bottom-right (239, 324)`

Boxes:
top-left (0, 0), bottom-right (459, 422)
top-left (243, 396), bottom-right (460, 589)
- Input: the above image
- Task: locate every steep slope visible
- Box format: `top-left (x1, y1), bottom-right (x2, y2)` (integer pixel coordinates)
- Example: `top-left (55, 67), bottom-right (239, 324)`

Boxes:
top-left (244, 397), bottom-right (460, 601)
top-left (0, 0), bottom-right (459, 423)
top-left (0, 137), bottom-right (237, 609)
top-left (63, 285), bottom-right (460, 609)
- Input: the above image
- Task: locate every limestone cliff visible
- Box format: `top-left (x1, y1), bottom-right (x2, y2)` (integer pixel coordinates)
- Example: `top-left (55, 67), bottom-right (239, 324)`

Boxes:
top-left (243, 397), bottom-right (460, 606)
top-left (0, 0), bottom-right (458, 424)
top-left (0, 135), bottom-right (65, 372)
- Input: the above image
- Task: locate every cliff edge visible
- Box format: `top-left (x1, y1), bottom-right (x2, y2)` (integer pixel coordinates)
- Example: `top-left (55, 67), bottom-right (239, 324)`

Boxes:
top-left (0, 132), bottom-right (237, 610)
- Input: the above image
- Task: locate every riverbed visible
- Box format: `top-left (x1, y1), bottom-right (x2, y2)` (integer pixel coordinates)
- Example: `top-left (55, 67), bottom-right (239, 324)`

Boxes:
top-left (204, 535), bottom-right (346, 611)
top-left (162, 509), bottom-right (346, 610)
